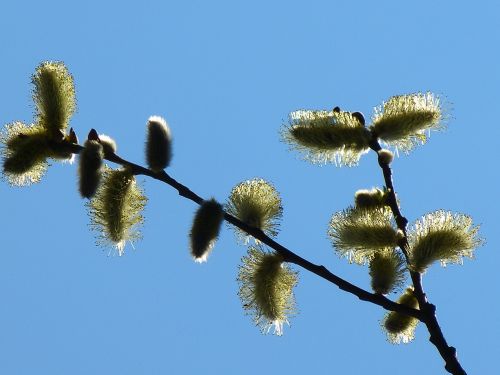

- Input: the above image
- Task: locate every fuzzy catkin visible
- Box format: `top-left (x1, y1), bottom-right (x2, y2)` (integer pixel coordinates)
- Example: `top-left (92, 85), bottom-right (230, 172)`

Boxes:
top-left (145, 116), bottom-right (172, 172)
top-left (370, 92), bottom-right (444, 153)
top-left (238, 247), bottom-right (297, 335)
top-left (78, 140), bottom-right (104, 198)
top-left (383, 288), bottom-right (419, 344)
top-left (88, 168), bottom-right (147, 255)
top-left (32, 61), bottom-right (76, 134)
top-left (369, 250), bottom-right (406, 294)
top-left (328, 206), bottom-right (398, 264)
top-left (190, 199), bottom-right (224, 262)
top-left (226, 178), bottom-right (283, 242)
top-left (408, 210), bottom-right (482, 272)
top-left (97, 134), bottom-right (117, 156)
top-left (282, 109), bottom-right (371, 166)
top-left (1, 122), bottom-right (51, 186)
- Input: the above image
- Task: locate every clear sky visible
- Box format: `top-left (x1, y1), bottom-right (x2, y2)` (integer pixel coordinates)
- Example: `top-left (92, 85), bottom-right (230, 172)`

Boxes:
top-left (1, 1), bottom-right (499, 374)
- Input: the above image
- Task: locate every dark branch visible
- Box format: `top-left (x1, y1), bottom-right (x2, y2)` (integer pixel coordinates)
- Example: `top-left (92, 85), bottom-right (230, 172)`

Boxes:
top-left (62, 137), bottom-right (422, 319)
top-left (61, 131), bottom-right (466, 373)
top-left (369, 139), bottom-right (466, 375)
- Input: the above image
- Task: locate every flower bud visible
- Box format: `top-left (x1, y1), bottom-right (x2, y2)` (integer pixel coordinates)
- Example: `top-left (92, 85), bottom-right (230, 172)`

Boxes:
top-left (98, 134), bottom-right (117, 156)
top-left (78, 140), bottom-right (104, 198)
top-left (377, 149), bottom-right (394, 165)
top-left (351, 111), bottom-right (365, 126)
top-left (66, 128), bottom-right (78, 144)
top-left (354, 188), bottom-right (387, 208)
top-left (145, 116), bottom-right (172, 172)
top-left (190, 199), bottom-right (224, 262)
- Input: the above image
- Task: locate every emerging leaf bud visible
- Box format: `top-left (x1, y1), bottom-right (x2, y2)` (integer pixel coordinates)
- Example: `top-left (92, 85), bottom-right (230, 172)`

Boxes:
top-left (238, 246), bottom-right (298, 335)
top-left (145, 116), bottom-right (172, 172)
top-left (32, 61), bottom-right (76, 134)
top-left (369, 250), bottom-right (406, 294)
top-left (78, 140), bottom-right (104, 198)
top-left (88, 129), bottom-right (99, 141)
top-left (66, 128), bottom-right (78, 144)
top-left (377, 148), bottom-right (394, 165)
top-left (226, 178), bottom-right (283, 242)
top-left (354, 188), bottom-right (387, 209)
top-left (1, 122), bottom-right (50, 186)
top-left (87, 167), bottom-right (147, 255)
top-left (383, 287), bottom-right (419, 344)
top-left (190, 199), bottom-right (224, 263)
top-left (370, 92), bottom-right (445, 153)
top-left (408, 210), bottom-right (483, 273)
top-left (328, 206), bottom-right (398, 264)
top-left (282, 109), bottom-right (371, 166)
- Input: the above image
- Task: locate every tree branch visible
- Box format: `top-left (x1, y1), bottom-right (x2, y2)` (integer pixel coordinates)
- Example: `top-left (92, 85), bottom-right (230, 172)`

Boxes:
top-left (62, 137), bottom-right (422, 319)
top-left (369, 140), bottom-right (466, 375)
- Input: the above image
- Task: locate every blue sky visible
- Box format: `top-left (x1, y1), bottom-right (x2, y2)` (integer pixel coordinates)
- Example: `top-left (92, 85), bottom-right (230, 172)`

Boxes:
top-left (1, 1), bottom-right (499, 374)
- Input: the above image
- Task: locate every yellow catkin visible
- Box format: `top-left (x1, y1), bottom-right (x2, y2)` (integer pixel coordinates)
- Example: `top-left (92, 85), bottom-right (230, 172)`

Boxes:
top-left (383, 288), bottom-right (419, 344)
top-left (282, 109), bottom-right (371, 166)
top-left (88, 168), bottom-right (147, 255)
top-left (238, 247), bottom-right (298, 335)
top-left (226, 178), bottom-right (282, 242)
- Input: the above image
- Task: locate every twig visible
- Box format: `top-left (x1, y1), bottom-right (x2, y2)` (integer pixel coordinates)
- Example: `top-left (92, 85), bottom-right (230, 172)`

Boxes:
top-left (63, 137), bottom-right (422, 319)
top-left (369, 139), bottom-right (466, 375)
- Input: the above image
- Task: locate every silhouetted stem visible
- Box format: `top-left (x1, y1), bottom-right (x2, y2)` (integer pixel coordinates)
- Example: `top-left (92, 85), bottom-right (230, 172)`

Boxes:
top-left (62, 132), bottom-right (465, 373)
top-left (64, 134), bottom-right (465, 372)
top-left (369, 139), bottom-right (466, 375)
top-left (62, 138), bottom-right (422, 320)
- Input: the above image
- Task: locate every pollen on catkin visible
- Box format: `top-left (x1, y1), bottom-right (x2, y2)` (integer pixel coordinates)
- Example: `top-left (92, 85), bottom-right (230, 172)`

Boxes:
top-left (328, 206), bottom-right (399, 264)
top-left (369, 249), bottom-right (406, 294)
top-left (383, 287), bottom-right (419, 344)
top-left (370, 92), bottom-right (445, 153)
top-left (226, 178), bottom-right (283, 243)
top-left (1, 121), bottom-right (51, 186)
top-left (145, 116), bottom-right (172, 172)
top-left (87, 167), bottom-right (147, 255)
top-left (190, 199), bottom-right (224, 263)
top-left (78, 140), bottom-right (104, 198)
top-left (238, 246), bottom-right (298, 335)
top-left (408, 210), bottom-right (483, 273)
top-left (32, 61), bottom-right (76, 134)
top-left (282, 109), bottom-right (371, 166)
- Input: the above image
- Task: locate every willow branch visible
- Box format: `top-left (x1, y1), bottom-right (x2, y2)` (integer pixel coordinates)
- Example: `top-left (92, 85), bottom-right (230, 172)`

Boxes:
top-left (61, 137), bottom-right (422, 319)
top-left (369, 139), bottom-right (466, 375)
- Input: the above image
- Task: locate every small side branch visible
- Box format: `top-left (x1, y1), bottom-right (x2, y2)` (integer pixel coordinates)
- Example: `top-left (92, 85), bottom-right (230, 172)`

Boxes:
top-left (369, 139), bottom-right (466, 375)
